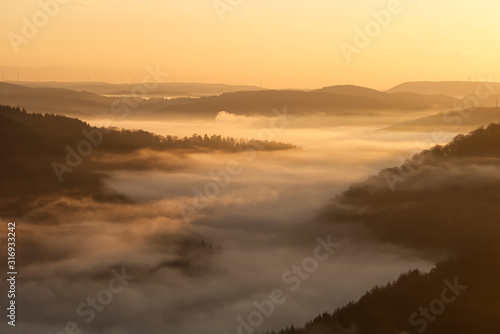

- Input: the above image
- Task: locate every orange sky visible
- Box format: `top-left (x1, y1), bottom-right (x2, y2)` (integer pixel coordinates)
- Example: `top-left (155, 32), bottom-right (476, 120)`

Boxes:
top-left (1, 0), bottom-right (500, 89)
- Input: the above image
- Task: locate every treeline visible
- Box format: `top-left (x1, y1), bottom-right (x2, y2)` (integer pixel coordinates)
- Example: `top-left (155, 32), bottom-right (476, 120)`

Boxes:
top-left (0, 105), bottom-right (297, 154)
top-left (104, 131), bottom-right (297, 152)
top-left (411, 122), bottom-right (500, 162)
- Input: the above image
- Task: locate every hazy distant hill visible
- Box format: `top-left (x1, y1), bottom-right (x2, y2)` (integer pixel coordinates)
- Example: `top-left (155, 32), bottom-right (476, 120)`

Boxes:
top-left (318, 85), bottom-right (459, 109)
top-left (388, 81), bottom-right (500, 99)
top-left (0, 82), bottom-right (116, 117)
top-left (0, 82), bottom-right (107, 102)
top-left (0, 82), bottom-right (190, 118)
top-left (0, 83), bottom-right (460, 120)
top-left (270, 123), bottom-right (500, 334)
top-left (158, 87), bottom-right (459, 118)
top-left (107, 90), bottom-right (190, 97)
top-left (385, 107), bottom-right (500, 133)
top-left (316, 85), bottom-right (387, 98)
top-left (12, 81), bottom-right (265, 96)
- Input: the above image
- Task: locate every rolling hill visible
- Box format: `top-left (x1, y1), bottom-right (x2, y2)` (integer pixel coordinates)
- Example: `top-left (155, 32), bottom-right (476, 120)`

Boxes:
top-left (0, 82), bottom-right (461, 120)
top-left (157, 86), bottom-right (459, 118)
top-left (385, 107), bottom-right (500, 133)
top-left (11, 81), bottom-right (265, 96)
top-left (388, 81), bottom-right (500, 99)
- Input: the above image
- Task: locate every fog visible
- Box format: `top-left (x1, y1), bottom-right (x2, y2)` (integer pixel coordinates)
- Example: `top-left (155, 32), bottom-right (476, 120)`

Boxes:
top-left (0, 111), bottom-right (458, 334)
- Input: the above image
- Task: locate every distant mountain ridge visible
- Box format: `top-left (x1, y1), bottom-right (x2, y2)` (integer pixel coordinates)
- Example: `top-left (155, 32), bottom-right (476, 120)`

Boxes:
top-left (385, 107), bottom-right (500, 133)
top-left (9, 81), bottom-right (265, 96)
top-left (316, 85), bottom-right (386, 98)
top-left (158, 86), bottom-right (459, 117)
top-left (387, 81), bottom-right (500, 99)
top-left (0, 82), bottom-right (460, 119)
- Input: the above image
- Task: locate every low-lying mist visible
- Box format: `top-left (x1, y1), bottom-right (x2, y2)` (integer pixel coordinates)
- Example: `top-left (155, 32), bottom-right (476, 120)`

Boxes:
top-left (0, 112), bottom-right (454, 334)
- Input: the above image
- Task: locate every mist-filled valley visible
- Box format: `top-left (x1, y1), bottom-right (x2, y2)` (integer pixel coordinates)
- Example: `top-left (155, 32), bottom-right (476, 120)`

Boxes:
top-left (3, 76), bottom-right (500, 333)
top-left (6, 0), bottom-right (500, 334)
top-left (6, 0), bottom-right (500, 332)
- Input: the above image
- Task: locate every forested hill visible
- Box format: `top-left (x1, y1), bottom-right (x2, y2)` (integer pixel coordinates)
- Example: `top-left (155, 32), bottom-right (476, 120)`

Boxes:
top-left (270, 123), bottom-right (500, 334)
top-left (266, 255), bottom-right (499, 334)
top-left (322, 122), bottom-right (500, 254)
top-left (0, 105), bottom-right (296, 216)
top-left (0, 105), bottom-right (296, 153)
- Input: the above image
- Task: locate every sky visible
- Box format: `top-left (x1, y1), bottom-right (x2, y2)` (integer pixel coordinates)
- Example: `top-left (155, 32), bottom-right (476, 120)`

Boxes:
top-left (1, 0), bottom-right (500, 89)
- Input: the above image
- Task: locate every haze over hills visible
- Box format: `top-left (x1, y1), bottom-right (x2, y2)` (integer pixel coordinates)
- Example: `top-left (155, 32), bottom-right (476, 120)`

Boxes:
top-left (12, 80), bottom-right (500, 100)
top-left (0, 82), bottom-right (462, 120)
top-left (316, 85), bottom-right (386, 98)
top-left (385, 107), bottom-right (500, 133)
top-left (158, 88), bottom-right (460, 118)
top-left (9, 81), bottom-right (265, 97)
top-left (2, 82), bottom-right (500, 333)
top-left (382, 82), bottom-right (500, 133)
top-left (317, 85), bottom-right (460, 109)
top-left (387, 81), bottom-right (500, 99)
top-left (0, 82), bottom-right (116, 118)
top-left (0, 82), bottom-right (195, 118)
top-left (5, 0), bottom-right (500, 332)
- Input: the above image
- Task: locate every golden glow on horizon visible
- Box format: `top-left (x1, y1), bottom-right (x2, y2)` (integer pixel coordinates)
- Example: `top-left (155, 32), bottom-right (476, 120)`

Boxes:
top-left (2, 0), bottom-right (500, 89)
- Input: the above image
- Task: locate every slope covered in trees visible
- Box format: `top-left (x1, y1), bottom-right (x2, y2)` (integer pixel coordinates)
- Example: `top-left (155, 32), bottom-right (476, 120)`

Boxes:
top-left (0, 105), bottom-right (296, 216)
top-left (266, 256), bottom-right (499, 334)
top-left (322, 122), bottom-right (500, 254)
top-left (271, 123), bottom-right (500, 334)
